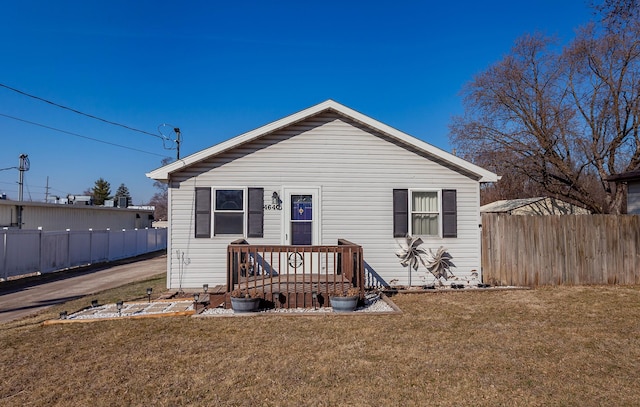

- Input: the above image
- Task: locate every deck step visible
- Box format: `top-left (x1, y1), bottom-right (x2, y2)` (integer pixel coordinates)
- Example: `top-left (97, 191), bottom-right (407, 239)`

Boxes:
top-left (208, 293), bottom-right (226, 309)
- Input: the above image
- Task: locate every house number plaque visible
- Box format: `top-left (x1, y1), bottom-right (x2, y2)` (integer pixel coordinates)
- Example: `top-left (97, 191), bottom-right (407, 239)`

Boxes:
top-left (265, 192), bottom-right (282, 210)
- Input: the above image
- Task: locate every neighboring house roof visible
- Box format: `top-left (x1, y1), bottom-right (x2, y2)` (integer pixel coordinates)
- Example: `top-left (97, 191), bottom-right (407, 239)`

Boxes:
top-left (608, 170), bottom-right (640, 182)
top-left (146, 100), bottom-right (498, 183)
top-left (481, 197), bottom-right (590, 215)
top-left (481, 198), bottom-right (547, 213)
top-left (0, 199), bottom-right (152, 212)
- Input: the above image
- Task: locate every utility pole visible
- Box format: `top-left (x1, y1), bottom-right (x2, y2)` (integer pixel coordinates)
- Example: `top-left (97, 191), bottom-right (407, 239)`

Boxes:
top-left (45, 176), bottom-right (49, 203)
top-left (18, 153), bottom-right (28, 202)
top-left (17, 153), bottom-right (29, 229)
top-left (174, 128), bottom-right (181, 160)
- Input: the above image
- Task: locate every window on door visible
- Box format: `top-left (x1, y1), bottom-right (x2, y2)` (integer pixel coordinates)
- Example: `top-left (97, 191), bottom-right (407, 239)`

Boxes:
top-left (291, 194), bottom-right (312, 245)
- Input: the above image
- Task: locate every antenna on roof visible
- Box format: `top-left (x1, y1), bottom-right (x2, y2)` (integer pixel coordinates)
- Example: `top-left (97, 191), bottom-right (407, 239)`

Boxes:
top-left (157, 124), bottom-right (182, 160)
top-left (174, 128), bottom-right (181, 160)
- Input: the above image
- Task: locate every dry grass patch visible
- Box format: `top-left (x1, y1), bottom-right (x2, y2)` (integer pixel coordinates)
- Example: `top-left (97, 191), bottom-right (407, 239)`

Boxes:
top-left (2, 285), bottom-right (640, 406)
top-left (1, 273), bottom-right (167, 330)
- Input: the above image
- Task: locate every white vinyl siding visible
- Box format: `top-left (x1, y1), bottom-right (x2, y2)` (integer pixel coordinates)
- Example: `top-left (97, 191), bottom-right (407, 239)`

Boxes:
top-left (167, 112), bottom-right (482, 288)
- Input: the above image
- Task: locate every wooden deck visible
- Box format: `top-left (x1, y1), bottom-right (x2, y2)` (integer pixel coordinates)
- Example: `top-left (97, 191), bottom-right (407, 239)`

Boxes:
top-left (226, 239), bottom-right (364, 309)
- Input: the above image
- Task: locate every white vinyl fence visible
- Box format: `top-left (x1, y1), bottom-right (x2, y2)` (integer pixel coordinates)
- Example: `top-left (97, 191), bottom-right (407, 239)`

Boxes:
top-left (0, 228), bottom-right (167, 280)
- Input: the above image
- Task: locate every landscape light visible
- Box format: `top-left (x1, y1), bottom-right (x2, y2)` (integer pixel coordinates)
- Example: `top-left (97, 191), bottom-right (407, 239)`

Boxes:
top-left (312, 292), bottom-right (318, 310)
top-left (146, 287), bottom-right (153, 303)
top-left (91, 299), bottom-right (99, 308)
top-left (116, 301), bottom-right (123, 317)
top-left (59, 311), bottom-right (68, 320)
top-left (194, 293), bottom-right (200, 303)
top-left (272, 292), bottom-right (280, 309)
top-left (203, 284), bottom-right (208, 293)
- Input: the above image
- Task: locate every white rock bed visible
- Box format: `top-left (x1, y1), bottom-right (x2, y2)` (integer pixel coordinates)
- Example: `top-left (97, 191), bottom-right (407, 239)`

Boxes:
top-left (60, 294), bottom-right (396, 321)
top-left (66, 301), bottom-right (194, 320)
top-left (201, 292), bottom-right (395, 315)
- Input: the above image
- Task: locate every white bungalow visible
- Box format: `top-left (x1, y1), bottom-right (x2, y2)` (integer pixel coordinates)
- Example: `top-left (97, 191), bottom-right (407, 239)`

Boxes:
top-left (147, 100), bottom-right (497, 296)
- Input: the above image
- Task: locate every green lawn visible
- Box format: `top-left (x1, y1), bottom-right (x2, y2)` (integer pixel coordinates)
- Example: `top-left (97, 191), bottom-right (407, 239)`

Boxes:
top-left (2, 277), bottom-right (640, 406)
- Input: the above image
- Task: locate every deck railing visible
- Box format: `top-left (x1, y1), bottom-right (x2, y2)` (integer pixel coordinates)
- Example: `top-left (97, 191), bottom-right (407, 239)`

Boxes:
top-left (226, 239), bottom-right (364, 308)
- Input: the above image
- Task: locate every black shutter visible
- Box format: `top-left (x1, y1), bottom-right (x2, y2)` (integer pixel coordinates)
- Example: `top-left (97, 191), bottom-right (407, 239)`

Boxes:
top-left (442, 189), bottom-right (457, 238)
top-left (247, 188), bottom-right (264, 238)
top-left (195, 188), bottom-right (211, 238)
top-left (393, 189), bottom-right (408, 237)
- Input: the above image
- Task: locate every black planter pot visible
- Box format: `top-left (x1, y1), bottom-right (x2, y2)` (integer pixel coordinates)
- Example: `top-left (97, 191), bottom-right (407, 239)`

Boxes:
top-left (230, 297), bottom-right (260, 313)
top-left (329, 295), bottom-right (359, 313)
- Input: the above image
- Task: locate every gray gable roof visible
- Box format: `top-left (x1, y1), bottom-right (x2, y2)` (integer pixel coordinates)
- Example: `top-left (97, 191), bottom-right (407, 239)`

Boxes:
top-left (146, 100), bottom-right (498, 183)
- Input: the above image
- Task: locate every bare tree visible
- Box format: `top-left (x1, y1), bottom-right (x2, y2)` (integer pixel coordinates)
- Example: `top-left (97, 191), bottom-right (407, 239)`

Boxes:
top-left (149, 181), bottom-right (168, 221)
top-left (450, 2), bottom-right (640, 213)
top-left (465, 148), bottom-right (550, 205)
top-left (148, 158), bottom-right (171, 221)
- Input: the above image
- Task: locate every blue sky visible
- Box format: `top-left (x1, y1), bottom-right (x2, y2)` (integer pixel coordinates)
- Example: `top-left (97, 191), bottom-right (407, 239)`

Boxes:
top-left (0, 0), bottom-right (594, 204)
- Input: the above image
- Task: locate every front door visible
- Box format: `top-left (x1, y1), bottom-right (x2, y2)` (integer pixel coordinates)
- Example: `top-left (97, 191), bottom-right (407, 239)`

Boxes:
top-left (283, 187), bottom-right (320, 245)
top-left (291, 194), bottom-right (313, 245)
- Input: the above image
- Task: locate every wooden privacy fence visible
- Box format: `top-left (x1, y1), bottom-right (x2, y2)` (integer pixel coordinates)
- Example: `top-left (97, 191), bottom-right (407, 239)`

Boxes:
top-left (481, 214), bottom-right (640, 287)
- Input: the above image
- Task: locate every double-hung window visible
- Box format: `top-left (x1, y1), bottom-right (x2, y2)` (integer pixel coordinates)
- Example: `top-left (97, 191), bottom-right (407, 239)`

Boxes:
top-left (214, 189), bottom-right (244, 235)
top-left (411, 190), bottom-right (440, 236)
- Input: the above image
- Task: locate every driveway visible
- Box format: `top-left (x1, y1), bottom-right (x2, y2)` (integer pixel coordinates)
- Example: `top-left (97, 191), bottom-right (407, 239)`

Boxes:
top-left (0, 252), bottom-right (167, 324)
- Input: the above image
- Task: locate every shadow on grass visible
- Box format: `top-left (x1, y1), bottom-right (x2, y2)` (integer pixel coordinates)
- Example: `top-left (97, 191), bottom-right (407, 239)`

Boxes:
top-left (0, 250), bottom-right (166, 296)
top-left (0, 295), bottom-right (85, 314)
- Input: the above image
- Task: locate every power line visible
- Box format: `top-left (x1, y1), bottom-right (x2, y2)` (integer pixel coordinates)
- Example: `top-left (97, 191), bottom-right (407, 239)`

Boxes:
top-left (0, 83), bottom-right (166, 140)
top-left (0, 112), bottom-right (173, 158)
top-left (0, 181), bottom-right (49, 191)
top-left (0, 184), bottom-right (67, 197)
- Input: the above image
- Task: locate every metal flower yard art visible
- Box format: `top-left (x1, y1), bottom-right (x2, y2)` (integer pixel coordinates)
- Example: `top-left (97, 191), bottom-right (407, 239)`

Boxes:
top-left (395, 235), bottom-right (455, 286)
top-left (424, 245), bottom-right (455, 284)
top-left (396, 235), bottom-right (429, 286)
